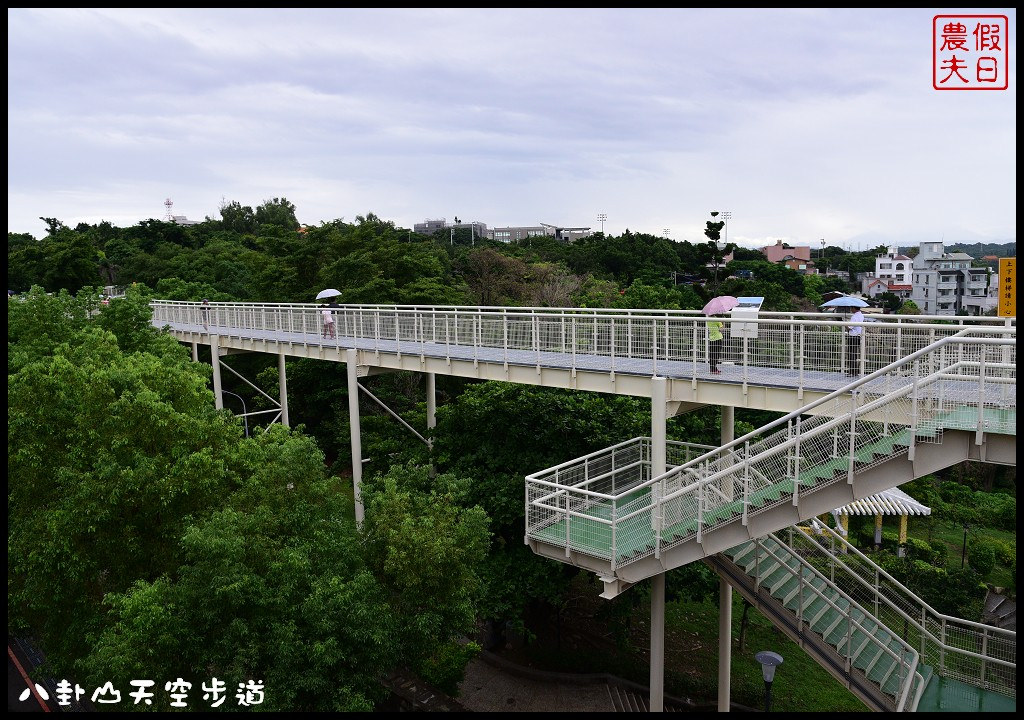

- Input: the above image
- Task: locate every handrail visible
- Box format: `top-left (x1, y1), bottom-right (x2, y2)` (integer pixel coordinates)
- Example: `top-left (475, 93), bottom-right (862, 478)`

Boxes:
top-left (804, 524), bottom-right (1017, 642)
top-left (749, 532), bottom-right (921, 711)
top-left (790, 524), bottom-right (1017, 693)
top-left (666, 332), bottom-right (1013, 478)
top-left (150, 298), bottom-right (1016, 326)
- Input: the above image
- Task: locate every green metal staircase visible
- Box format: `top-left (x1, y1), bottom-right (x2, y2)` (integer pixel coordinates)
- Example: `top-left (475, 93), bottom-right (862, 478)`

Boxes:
top-left (526, 335), bottom-right (1016, 585)
top-left (705, 525), bottom-right (1016, 712)
top-left (709, 533), bottom-right (925, 711)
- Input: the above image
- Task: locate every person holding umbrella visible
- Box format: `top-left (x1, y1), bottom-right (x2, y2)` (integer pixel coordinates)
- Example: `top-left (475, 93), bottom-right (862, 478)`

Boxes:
top-left (846, 306), bottom-right (865, 375)
top-left (316, 289), bottom-right (341, 339)
top-left (321, 303), bottom-right (336, 339)
top-left (708, 314), bottom-right (724, 373)
top-left (701, 296), bottom-right (738, 374)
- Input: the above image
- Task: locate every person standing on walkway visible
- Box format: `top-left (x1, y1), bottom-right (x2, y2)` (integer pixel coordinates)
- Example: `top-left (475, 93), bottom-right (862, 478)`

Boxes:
top-left (846, 308), bottom-right (864, 375)
top-left (708, 315), bottom-right (724, 374)
top-left (321, 303), bottom-right (336, 339)
top-left (201, 298), bottom-right (211, 331)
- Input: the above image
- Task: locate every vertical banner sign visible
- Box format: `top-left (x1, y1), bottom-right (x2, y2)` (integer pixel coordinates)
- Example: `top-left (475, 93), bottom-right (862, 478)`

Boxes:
top-left (998, 258), bottom-right (1015, 317)
top-left (933, 15), bottom-right (1009, 90)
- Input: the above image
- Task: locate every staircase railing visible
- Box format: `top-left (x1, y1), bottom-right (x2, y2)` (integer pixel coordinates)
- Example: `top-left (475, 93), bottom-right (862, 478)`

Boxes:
top-left (785, 523), bottom-right (1016, 700)
top-left (526, 331), bottom-right (1015, 568)
top-left (730, 531), bottom-right (924, 711)
top-left (656, 334), bottom-right (1014, 550)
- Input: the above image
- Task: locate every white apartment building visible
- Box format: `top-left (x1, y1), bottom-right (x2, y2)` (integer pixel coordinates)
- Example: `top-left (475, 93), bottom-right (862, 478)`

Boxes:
top-left (860, 246), bottom-right (913, 300)
top-left (910, 241), bottom-right (995, 316)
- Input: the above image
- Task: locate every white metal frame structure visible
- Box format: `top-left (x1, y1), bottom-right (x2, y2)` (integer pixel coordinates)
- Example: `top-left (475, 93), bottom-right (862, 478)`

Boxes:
top-left (150, 300), bottom-right (1016, 714)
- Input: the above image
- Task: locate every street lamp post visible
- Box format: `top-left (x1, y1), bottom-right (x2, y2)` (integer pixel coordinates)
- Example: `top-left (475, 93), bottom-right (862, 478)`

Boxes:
top-left (755, 651), bottom-right (783, 712)
top-left (222, 390), bottom-right (249, 438)
top-left (720, 211), bottom-right (732, 245)
top-left (598, 213), bottom-right (607, 234)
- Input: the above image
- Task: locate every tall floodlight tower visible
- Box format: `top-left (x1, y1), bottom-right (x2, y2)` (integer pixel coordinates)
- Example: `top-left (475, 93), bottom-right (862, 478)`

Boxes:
top-left (164, 198), bottom-right (174, 221)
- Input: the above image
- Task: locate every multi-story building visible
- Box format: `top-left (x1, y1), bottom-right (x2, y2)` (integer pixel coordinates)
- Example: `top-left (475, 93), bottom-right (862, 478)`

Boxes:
top-left (414, 219), bottom-right (592, 243)
top-left (760, 240), bottom-right (816, 274)
top-left (860, 246), bottom-right (913, 300)
top-left (910, 241), bottom-right (995, 315)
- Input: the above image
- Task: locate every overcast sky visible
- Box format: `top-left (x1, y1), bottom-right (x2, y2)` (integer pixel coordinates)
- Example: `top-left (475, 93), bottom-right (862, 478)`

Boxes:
top-left (7, 8), bottom-right (1017, 250)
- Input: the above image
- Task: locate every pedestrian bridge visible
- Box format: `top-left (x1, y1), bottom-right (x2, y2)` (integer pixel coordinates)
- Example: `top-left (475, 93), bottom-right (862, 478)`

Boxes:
top-left (150, 300), bottom-right (1015, 713)
top-left (151, 301), bottom-right (1015, 418)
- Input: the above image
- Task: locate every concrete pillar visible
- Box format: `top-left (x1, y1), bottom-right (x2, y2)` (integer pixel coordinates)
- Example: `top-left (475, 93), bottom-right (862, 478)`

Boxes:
top-left (278, 351), bottom-right (289, 428)
top-left (720, 405), bottom-right (735, 500)
top-left (210, 334), bottom-right (223, 410)
top-left (650, 572), bottom-right (665, 713)
top-left (718, 576), bottom-right (732, 712)
top-left (191, 341), bottom-right (198, 362)
top-left (426, 372), bottom-right (436, 447)
top-left (346, 349), bottom-right (364, 526)
top-left (841, 514), bottom-right (850, 554)
top-left (650, 376), bottom-right (667, 713)
top-left (718, 404), bottom-right (735, 712)
top-left (874, 514), bottom-right (883, 547)
top-left (651, 377), bottom-right (667, 475)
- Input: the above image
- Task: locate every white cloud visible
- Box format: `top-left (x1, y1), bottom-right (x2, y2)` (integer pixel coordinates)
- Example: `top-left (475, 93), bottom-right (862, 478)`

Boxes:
top-left (8, 8), bottom-right (1016, 249)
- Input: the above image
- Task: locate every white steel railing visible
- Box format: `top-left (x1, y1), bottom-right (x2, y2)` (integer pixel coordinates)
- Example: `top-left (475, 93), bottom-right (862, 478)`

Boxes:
top-left (740, 530), bottom-right (924, 711)
top-left (150, 300), bottom-right (1015, 393)
top-left (786, 523), bottom-right (1016, 700)
top-left (525, 332), bottom-right (1015, 569)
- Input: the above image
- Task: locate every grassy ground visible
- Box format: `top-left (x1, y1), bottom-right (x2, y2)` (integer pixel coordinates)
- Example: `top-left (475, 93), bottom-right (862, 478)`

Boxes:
top-left (906, 517), bottom-right (1015, 589)
top-left (664, 591), bottom-right (868, 711)
top-left (498, 572), bottom-right (868, 712)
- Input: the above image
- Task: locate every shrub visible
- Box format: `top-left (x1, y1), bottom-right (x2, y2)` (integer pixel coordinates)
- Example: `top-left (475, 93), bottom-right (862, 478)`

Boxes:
top-left (967, 539), bottom-right (998, 577)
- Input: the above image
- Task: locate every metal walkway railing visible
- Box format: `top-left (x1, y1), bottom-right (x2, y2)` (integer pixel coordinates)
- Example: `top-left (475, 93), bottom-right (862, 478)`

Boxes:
top-left (150, 300), bottom-right (1014, 395)
top-left (709, 523), bottom-right (1016, 712)
top-left (526, 333), bottom-right (1015, 569)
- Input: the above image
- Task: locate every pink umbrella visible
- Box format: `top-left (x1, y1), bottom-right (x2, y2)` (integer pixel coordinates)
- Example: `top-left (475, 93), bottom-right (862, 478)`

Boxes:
top-left (702, 295), bottom-right (739, 316)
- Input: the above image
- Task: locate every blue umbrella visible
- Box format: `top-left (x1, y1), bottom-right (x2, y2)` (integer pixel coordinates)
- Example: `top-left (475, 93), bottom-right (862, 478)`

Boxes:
top-left (820, 295), bottom-right (869, 309)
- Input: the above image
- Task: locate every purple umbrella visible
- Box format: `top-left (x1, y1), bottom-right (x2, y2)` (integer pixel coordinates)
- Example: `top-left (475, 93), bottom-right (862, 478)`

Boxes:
top-left (702, 295), bottom-right (739, 316)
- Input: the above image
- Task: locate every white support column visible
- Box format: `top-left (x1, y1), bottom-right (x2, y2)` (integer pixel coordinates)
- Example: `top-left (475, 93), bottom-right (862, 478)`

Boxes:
top-left (718, 576), bottom-right (732, 712)
top-left (346, 349), bottom-right (364, 526)
top-left (191, 341), bottom-right (198, 362)
top-left (210, 334), bottom-right (223, 410)
top-left (426, 372), bottom-right (437, 478)
top-left (650, 375), bottom-right (667, 713)
top-left (278, 351), bottom-right (289, 428)
top-left (426, 372), bottom-right (436, 447)
top-left (651, 376), bottom-right (667, 476)
top-left (651, 572), bottom-right (666, 713)
top-left (719, 404), bottom-right (735, 712)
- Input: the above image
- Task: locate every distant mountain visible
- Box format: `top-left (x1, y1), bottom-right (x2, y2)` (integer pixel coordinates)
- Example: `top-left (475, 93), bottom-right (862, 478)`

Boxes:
top-left (896, 241), bottom-right (1016, 258)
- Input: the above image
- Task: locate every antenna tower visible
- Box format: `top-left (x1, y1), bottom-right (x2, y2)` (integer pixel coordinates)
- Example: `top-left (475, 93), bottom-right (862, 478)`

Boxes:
top-left (164, 198), bottom-right (174, 221)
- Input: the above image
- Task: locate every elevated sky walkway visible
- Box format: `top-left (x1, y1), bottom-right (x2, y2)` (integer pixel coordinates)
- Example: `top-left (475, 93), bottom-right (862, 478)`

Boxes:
top-left (526, 333), bottom-right (1015, 587)
top-left (150, 300), bottom-right (1016, 713)
top-left (151, 301), bottom-right (1014, 417)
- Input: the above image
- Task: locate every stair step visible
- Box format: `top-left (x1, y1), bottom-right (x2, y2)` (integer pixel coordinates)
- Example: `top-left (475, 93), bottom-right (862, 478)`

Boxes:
top-left (727, 541), bottom-right (756, 564)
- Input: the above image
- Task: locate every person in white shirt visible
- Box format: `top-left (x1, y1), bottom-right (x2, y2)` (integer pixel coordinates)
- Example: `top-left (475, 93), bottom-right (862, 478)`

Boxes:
top-left (846, 308), bottom-right (864, 375)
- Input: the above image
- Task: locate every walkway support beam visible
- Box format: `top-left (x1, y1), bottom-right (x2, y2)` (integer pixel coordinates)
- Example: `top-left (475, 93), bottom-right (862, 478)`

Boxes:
top-left (210, 334), bottom-right (223, 410)
top-left (279, 352), bottom-right (289, 428)
top-left (719, 404), bottom-right (735, 712)
top-left (650, 376), bottom-right (667, 713)
top-left (426, 372), bottom-right (436, 446)
top-left (347, 349), bottom-right (364, 526)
